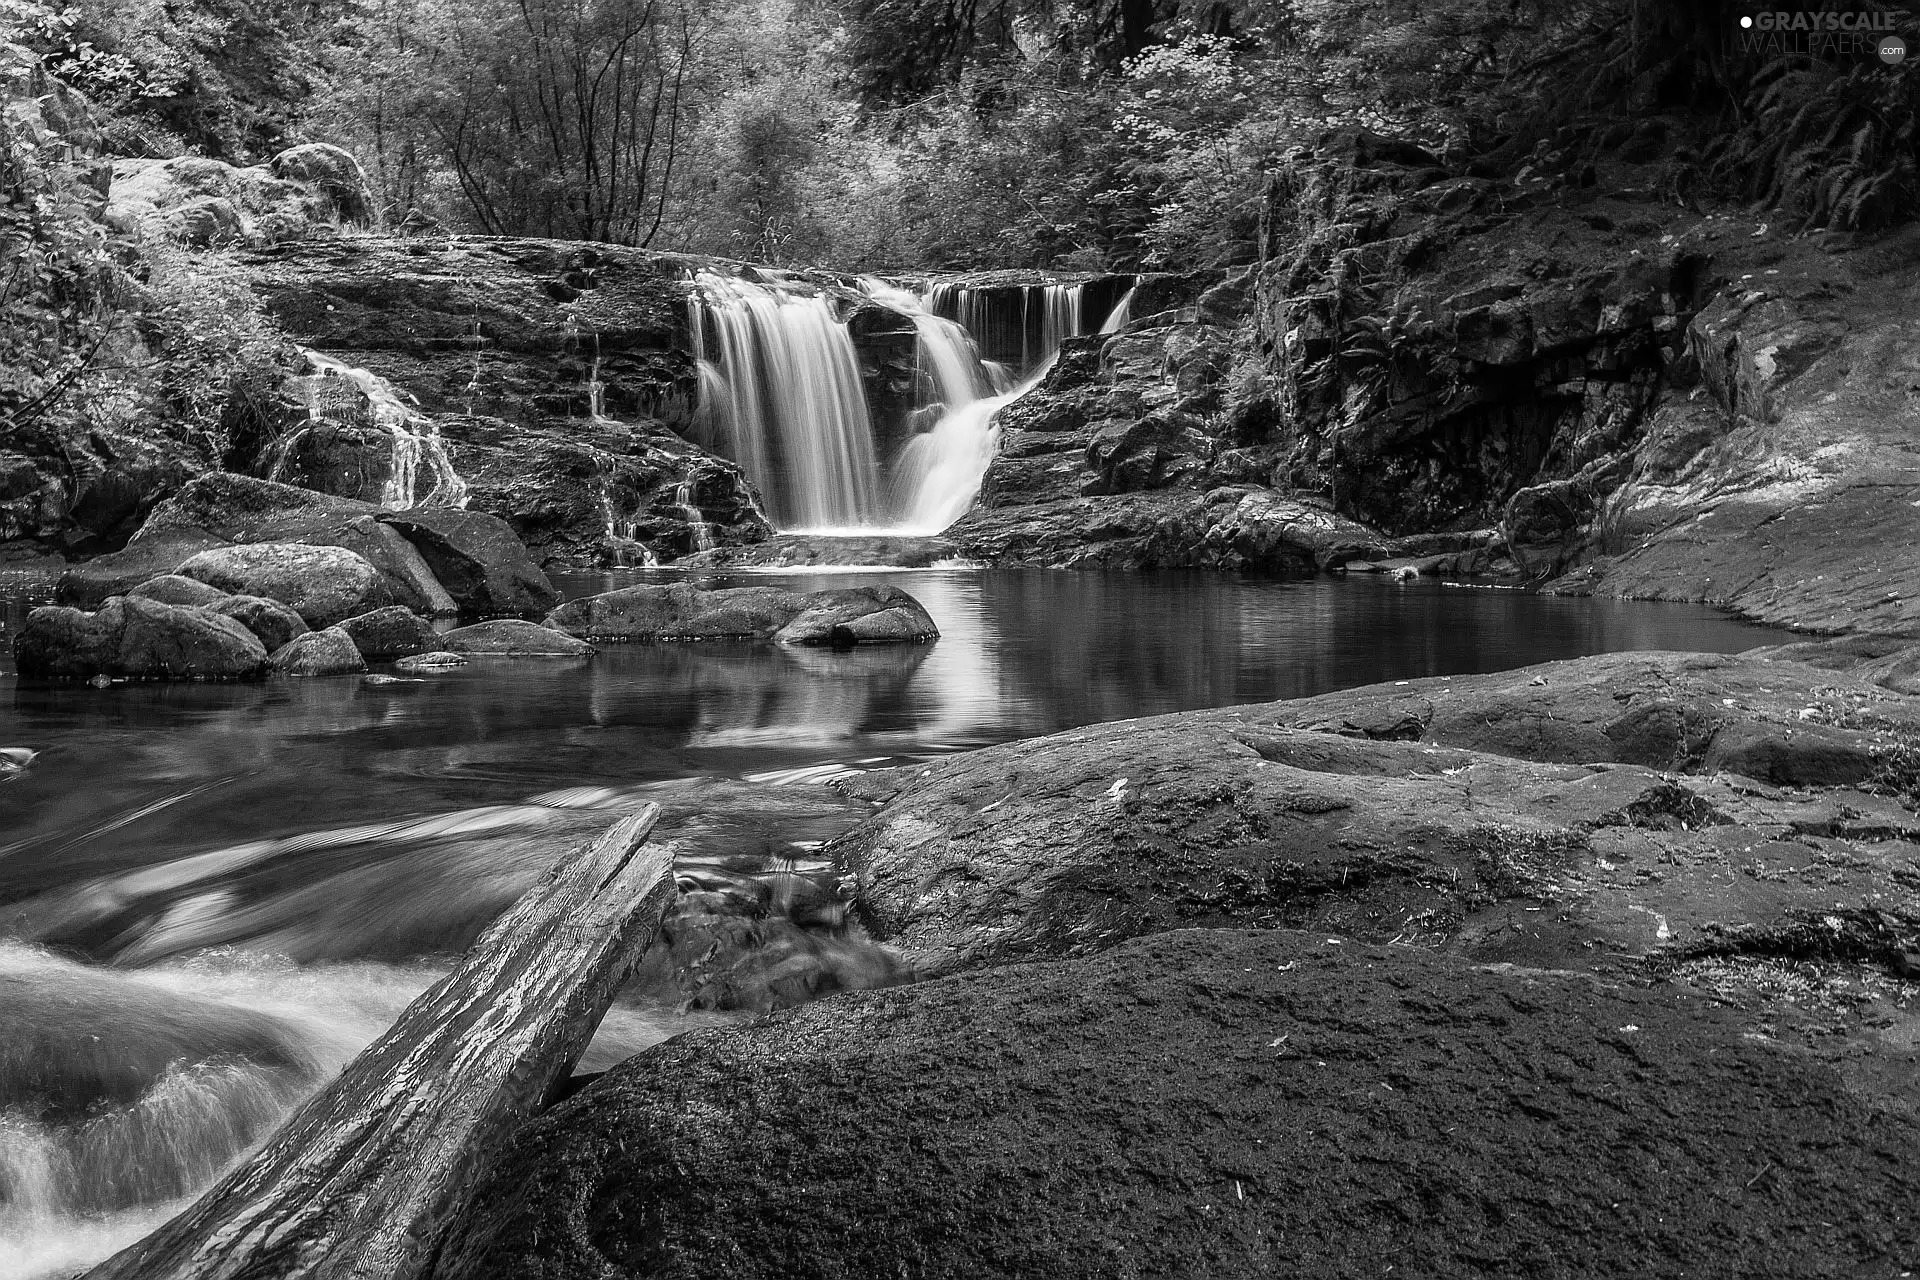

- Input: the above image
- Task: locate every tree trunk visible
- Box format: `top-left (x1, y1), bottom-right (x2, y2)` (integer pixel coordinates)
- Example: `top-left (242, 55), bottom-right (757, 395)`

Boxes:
top-left (85, 805), bottom-right (677, 1280)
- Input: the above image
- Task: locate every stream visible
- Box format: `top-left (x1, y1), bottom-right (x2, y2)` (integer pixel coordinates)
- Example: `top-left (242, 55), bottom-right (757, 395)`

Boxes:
top-left (0, 562), bottom-right (1789, 1277)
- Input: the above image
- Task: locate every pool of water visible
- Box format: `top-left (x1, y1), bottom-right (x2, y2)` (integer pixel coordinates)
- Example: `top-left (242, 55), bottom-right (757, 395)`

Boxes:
top-left (0, 564), bottom-right (1788, 1274)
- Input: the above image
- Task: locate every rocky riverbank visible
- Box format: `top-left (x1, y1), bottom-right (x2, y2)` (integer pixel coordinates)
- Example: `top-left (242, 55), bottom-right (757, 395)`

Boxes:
top-left (436, 640), bottom-right (1920, 1277)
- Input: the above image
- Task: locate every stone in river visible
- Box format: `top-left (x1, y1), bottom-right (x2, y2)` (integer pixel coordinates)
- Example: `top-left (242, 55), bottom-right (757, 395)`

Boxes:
top-left (269, 626), bottom-right (367, 676)
top-left (207, 594), bottom-right (310, 653)
top-left (440, 619), bottom-right (594, 656)
top-left (770, 586), bottom-right (939, 647)
top-left (337, 605), bottom-right (439, 661)
top-left (394, 651), bottom-right (468, 672)
top-left (13, 596), bottom-right (268, 680)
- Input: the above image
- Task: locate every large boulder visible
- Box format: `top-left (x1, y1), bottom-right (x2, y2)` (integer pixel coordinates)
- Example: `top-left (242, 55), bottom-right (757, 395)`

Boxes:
top-left (176, 543), bottom-right (395, 628)
top-left (305, 516), bottom-right (459, 617)
top-left (336, 606), bottom-right (439, 661)
top-left (543, 583), bottom-right (939, 646)
top-left (439, 620), bottom-right (593, 656)
top-left (269, 627), bottom-right (366, 676)
top-left (376, 509), bottom-right (559, 616)
top-left (121, 574), bottom-right (310, 649)
top-left (13, 597), bottom-right (268, 680)
top-left (438, 929), bottom-right (1918, 1280)
top-left (123, 474), bottom-right (461, 616)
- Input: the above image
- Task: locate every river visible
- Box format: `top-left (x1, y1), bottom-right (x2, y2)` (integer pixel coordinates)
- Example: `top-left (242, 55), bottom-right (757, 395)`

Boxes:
top-left (0, 562), bottom-right (1788, 1277)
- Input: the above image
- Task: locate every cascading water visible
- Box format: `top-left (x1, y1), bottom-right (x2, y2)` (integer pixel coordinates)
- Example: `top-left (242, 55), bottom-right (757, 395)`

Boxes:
top-left (676, 479), bottom-right (717, 553)
top-left (1101, 285), bottom-right (1137, 334)
top-left (688, 272), bottom-right (880, 530)
top-left (289, 352), bottom-right (469, 510)
top-left (684, 271), bottom-right (1130, 537)
top-left (1033, 283), bottom-right (1083, 369)
top-left (859, 278), bottom-right (1039, 534)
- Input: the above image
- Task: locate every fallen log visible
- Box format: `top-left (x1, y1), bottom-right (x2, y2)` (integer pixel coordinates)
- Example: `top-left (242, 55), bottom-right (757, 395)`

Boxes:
top-left (86, 804), bottom-right (677, 1280)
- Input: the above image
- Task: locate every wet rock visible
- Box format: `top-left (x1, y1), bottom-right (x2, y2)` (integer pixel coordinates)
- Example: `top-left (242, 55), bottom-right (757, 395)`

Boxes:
top-left (676, 534), bottom-right (958, 570)
top-left (115, 474), bottom-right (463, 615)
top-left (831, 649), bottom-right (1920, 975)
top-left (439, 619), bottom-right (593, 656)
top-left (543, 582), bottom-right (939, 646)
top-left (269, 626), bottom-right (366, 676)
top-left (126, 575), bottom-right (230, 608)
top-left (336, 605), bottom-right (438, 661)
top-left (394, 651), bottom-right (467, 672)
top-left (543, 583), bottom-right (806, 641)
top-left (13, 597), bottom-right (268, 680)
top-left (206, 594), bottom-right (310, 653)
top-left (376, 508), bottom-right (559, 616)
top-left (1201, 488), bottom-right (1389, 573)
top-left (55, 531), bottom-right (228, 609)
top-left (439, 929), bottom-right (1918, 1280)
top-left (306, 516), bottom-right (460, 617)
top-left (947, 490), bottom-right (1393, 575)
top-left (176, 542), bottom-right (395, 628)
top-left (1554, 227), bottom-right (1920, 635)
top-left (771, 586), bottom-right (939, 647)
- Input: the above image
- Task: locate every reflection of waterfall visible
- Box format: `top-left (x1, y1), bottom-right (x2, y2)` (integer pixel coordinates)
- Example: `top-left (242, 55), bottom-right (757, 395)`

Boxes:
top-left (688, 273), bottom-right (880, 531)
top-left (293, 350), bottom-right (469, 510)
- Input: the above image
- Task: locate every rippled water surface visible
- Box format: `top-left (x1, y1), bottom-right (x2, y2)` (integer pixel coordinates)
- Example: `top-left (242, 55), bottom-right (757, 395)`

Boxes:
top-left (0, 564), bottom-right (1788, 1274)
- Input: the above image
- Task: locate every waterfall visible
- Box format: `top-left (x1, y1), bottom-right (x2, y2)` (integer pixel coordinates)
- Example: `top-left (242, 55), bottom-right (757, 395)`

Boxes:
top-left (294, 351), bottom-right (469, 510)
top-left (1033, 283), bottom-right (1083, 369)
top-left (1101, 285), bottom-right (1137, 334)
top-left (858, 278), bottom-right (1048, 534)
top-left (688, 272), bottom-right (880, 531)
top-left (675, 478), bottom-right (717, 553)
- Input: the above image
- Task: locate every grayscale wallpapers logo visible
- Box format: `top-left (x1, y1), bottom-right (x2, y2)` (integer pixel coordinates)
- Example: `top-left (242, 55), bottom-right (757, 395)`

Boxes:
top-left (1735, 10), bottom-right (1911, 62)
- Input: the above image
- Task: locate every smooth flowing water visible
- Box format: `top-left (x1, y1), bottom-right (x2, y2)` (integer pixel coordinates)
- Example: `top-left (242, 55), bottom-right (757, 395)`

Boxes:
top-left (0, 564), bottom-right (1789, 1275)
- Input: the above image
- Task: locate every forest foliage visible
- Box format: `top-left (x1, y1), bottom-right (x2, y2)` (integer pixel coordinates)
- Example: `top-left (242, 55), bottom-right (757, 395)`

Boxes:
top-left (6, 0), bottom-right (1916, 279)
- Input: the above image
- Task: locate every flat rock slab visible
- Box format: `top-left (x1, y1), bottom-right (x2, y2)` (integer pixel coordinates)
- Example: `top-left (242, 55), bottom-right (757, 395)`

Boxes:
top-left (544, 583), bottom-right (937, 646)
top-left (441, 619), bottom-right (594, 656)
top-left (831, 649), bottom-right (1920, 976)
top-left (437, 928), bottom-right (1920, 1280)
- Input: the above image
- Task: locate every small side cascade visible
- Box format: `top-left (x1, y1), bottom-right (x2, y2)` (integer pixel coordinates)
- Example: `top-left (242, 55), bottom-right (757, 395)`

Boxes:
top-left (676, 478), bottom-right (717, 553)
top-left (294, 351), bottom-right (469, 510)
top-left (687, 272), bottom-right (880, 531)
top-left (1100, 285), bottom-right (1137, 334)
